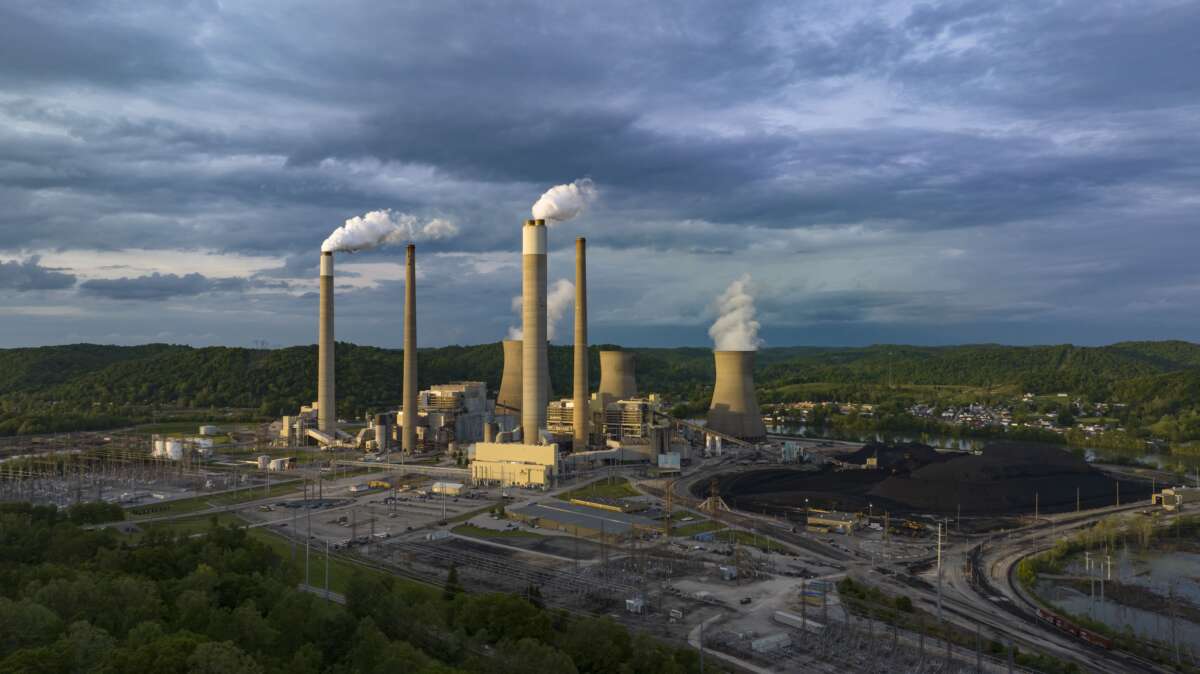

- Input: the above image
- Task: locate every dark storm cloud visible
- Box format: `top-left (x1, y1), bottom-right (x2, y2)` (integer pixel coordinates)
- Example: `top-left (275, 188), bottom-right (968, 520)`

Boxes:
top-left (0, 256), bottom-right (75, 291)
top-left (1, 1), bottom-right (1199, 346)
top-left (0, 2), bottom-right (210, 87)
top-left (80, 272), bottom-right (247, 301)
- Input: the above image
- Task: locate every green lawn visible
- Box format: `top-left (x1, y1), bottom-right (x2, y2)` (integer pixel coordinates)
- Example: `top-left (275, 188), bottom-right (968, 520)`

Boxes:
top-left (446, 505), bottom-right (496, 524)
top-left (723, 529), bottom-right (784, 552)
top-left (671, 519), bottom-right (724, 537)
top-left (452, 523), bottom-right (540, 539)
top-left (246, 527), bottom-right (437, 597)
top-left (557, 477), bottom-right (640, 501)
top-left (127, 480), bottom-right (302, 518)
top-left (143, 512), bottom-right (245, 536)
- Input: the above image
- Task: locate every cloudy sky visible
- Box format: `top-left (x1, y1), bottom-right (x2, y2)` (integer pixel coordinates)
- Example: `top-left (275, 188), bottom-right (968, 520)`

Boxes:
top-left (2, 0), bottom-right (1198, 349)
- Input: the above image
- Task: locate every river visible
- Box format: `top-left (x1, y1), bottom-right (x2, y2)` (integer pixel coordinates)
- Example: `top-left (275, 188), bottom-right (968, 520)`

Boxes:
top-left (765, 423), bottom-right (1200, 478)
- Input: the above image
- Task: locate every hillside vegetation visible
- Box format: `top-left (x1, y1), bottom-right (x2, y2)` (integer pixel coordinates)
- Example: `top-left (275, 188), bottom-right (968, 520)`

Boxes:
top-left (3, 341), bottom-right (1200, 436)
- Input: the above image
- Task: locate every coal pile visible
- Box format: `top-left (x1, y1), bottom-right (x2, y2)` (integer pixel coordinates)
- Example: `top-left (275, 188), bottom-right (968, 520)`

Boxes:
top-left (717, 441), bottom-right (1152, 517)
top-left (867, 441), bottom-right (1143, 514)
top-left (838, 441), bottom-right (948, 473)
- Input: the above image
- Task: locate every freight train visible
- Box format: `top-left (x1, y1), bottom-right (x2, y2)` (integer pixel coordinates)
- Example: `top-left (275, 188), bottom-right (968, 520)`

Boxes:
top-left (1036, 607), bottom-right (1113, 649)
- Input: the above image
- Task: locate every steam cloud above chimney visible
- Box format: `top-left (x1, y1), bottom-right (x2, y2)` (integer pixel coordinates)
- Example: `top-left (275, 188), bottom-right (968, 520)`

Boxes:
top-left (531, 178), bottom-right (597, 223)
top-left (508, 278), bottom-right (574, 341)
top-left (709, 274), bottom-right (763, 351)
top-left (322, 209), bottom-right (458, 252)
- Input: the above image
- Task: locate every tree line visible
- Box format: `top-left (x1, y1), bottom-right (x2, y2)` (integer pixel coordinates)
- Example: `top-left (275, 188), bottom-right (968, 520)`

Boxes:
top-left (0, 503), bottom-right (705, 674)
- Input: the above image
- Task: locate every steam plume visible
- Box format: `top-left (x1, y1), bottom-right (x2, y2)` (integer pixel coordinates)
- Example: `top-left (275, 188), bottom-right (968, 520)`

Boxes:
top-left (507, 278), bottom-right (575, 341)
top-left (531, 178), bottom-right (597, 222)
top-left (709, 274), bottom-right (763, 351)
top-left (322, 210), bottom-right (458, 252)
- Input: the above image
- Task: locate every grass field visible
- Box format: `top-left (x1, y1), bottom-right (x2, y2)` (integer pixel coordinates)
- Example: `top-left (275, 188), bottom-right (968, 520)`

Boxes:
top-left (671, 519), bottom-right (724, 537)
top-left (557, 477), bottom-right (640, 501)
top-left (246, 526), bottom-right (437, 596)
top-left (127, 480), bottom-right (303, 518)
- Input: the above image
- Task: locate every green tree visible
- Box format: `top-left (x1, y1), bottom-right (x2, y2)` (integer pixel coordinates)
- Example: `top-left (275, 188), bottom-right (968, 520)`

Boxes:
top-left (443, 565), bottom-right (462, 601)
top-left (186, 641), bottom-right (263, 674)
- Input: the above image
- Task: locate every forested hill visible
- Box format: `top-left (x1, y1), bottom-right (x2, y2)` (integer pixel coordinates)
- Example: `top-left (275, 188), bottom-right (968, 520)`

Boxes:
top-left (3, 340), bottom-right (1200, 434)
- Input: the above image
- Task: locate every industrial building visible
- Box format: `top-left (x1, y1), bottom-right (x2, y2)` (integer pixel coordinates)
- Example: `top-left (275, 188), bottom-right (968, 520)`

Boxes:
top-left (510, 500), bottom-right (659, 541)
top-left (806, 510), bottom-right (858, 534)
top-left (470, 441), bottom-right (559, 488)
top-left (417, 381), bottom-right (492, 446)
top-left (1155, 486), bottom-right (1196, 511)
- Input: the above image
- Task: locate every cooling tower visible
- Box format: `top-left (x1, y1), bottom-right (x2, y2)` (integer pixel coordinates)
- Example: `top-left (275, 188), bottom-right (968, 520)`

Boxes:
top-left (707, 350), bottom-right (766, 441)
top-left (497, 339), bottom-right (523, 415)
top-left (521, 219), bottom-right (549, 438)
top-left (599, 350), bottom-right (636, 401)
top-left (402, 244), bottom-right (418, 454)
top-left (317, 251), bottom-right (336, 435)
top-left (573, 237), bottom-right (589, 450)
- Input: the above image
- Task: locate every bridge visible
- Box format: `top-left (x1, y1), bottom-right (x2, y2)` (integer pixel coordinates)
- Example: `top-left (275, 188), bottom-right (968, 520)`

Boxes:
top-left (653, 411), bottom-right (758, 449)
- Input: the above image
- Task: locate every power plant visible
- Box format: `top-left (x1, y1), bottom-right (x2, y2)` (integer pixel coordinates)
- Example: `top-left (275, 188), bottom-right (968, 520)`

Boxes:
top-left (521, 218), bottom-right (549, 440)
top-left (289, 202), bottom-right (770, 480)
top-left (318, 251), bottom-right (336, 436)
top-left (706, 350), bottom-right (766, 442)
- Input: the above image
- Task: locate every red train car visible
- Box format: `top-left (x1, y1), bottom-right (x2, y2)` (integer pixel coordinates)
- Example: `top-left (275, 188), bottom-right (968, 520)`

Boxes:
top-left (1037, 607), bottom-right (1114, 649)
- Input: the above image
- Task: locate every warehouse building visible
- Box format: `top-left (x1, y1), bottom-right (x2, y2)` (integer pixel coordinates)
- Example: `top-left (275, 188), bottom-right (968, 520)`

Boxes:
top-left (805, 510), bottom-right (859, 534)
top-left (510, 501), bottom-right (659, 541)
top-left (470, 442), bottom-right (559, 488)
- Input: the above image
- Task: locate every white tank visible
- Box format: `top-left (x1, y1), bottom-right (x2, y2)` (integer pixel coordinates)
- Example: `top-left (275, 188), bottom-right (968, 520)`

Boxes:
top-left (165, 439), bottom-right (184, 461)
top-left (257, 455), bottom-right (270, 470)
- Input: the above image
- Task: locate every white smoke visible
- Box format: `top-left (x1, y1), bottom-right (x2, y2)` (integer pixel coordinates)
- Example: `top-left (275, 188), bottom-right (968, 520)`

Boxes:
top-left (507, 278), bottom-right (575, 342)
top-left (321, 210), bottom-right (458, 252)
top-left (709, 274), bottom-right (763, 351)
top-left (531, 178), bottom-right (597, 223)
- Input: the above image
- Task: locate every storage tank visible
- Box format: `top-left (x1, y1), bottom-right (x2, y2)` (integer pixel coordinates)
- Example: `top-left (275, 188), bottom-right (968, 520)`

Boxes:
top-left (257, 455), bottom-right (270, 470)
top-left (165, 439), bottom-right (184, 461)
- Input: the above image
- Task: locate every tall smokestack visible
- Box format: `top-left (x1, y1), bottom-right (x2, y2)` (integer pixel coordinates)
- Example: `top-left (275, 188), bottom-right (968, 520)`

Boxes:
top-left (521, 219), bottom-right (549, 439)
top-left (707, 350), bottom-right (766, 441)
top-left (402, 244), bottom-right (417, 454)
top-left (599, 350), bottom-right (636, 401)
top-left (318, 251), bottom-right (336, 435)
top-left (497, 339), bottom-right (523, 416)
top-left (573, 237), bottom-right (588, 450)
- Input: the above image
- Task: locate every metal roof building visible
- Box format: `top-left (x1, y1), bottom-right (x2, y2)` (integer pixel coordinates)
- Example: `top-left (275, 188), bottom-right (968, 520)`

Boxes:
top-left (511, 501), bottom-right (660, 540)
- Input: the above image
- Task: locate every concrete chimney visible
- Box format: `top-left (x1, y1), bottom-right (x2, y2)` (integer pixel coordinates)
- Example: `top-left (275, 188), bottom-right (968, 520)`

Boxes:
top-left (402, 244), bottom-right (417, 454)
top-left (599, 350), bottom-right (636, 401)
top-left (573, 237), bottom-right (588, 450)
top-left (707, 350), bottom-right (766, 441)
top-left (497, 339), bottom-right (523, 415)
top-left (521, 219), bottom-right (549, 439)
top-left (317, 251), bottom-right (336, 435)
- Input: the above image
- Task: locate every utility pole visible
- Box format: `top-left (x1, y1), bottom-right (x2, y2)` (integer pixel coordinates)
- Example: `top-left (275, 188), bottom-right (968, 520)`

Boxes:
top-left (1035, 491), bottom-right (1039, 521)
top-left (324, 539), bottom-right (330, 597)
